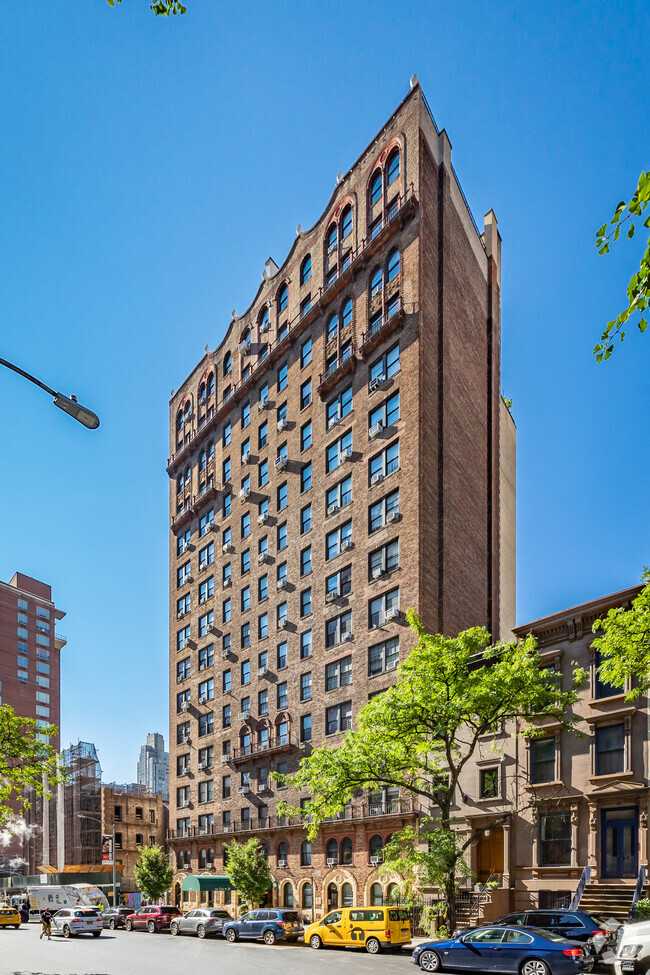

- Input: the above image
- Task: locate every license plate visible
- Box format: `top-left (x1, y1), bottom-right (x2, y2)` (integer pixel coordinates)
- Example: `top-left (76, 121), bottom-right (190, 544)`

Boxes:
top-left (621, 962), bottom-right (635, 971)
top-left (87, 921), bottom-right (93, 925)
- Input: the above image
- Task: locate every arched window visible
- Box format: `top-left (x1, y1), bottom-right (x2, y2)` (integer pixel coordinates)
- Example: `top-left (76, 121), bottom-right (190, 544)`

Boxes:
top-left (240, 327), bottom-right (251, 352)
top-left (327, 313), bottom-right (339, 342)
top-left (370, 170), bottom-right (382, 206)
top-left (207, 848), bottom-right (215, 867)
top-left (277, 284), bottom-right (288, 316)
top-left (199, 449), bottom-right (207, 472)
top-left (207, 373), bottom-right (215, 397)
top-left (259, 307), bottom-right (270, 336)
top-left (340, 836), bottom-right (352, 865)
top-left (199, 381), bottom-right (206, 403)
top-left (283, 883), bottom-right (294, 908)
top-left (341, 882), bottom-right (353, 907)
top-left (370, 267), bottom-right (383, 299)
top-left (300, 841), bottom-right (312, 866)
top-left (387, 249), bottom-right (400, 283)
top-left (341, 298), bottom-right (353, 330)
top-left (176, 410), bottom-right (184, 434)
top-left (241, 731), bottom-right (251, 755)
top-left (258, 726), bottom-right (269, 748)
top-left (199, 848), bottom-right (207, 869)
top-left (370, 882), bottom-right (383, 906)
top-left (386, 882), bottom-right (398, 905)
top-left (184, 402), bottom-right (192, 420)
top-left (369, 834), bottom-right (384, 860)
top-left (277, 720), bottom-right (288, 743)
top-left (277, 841), bottom-right (288, 865)
top-left (387, 149), bottom-right (400, 187)
top-left (223, 351), bottom-right (232, 376)
top-left (327, 883), bottom-right (338, 909)
top-left (302, 882), bottom-right (313, 909)
top-left (260, 843), bottom-right (268, 859)
top-left (341, 205), bottom-right (353, 242)
top-left (326, 223), bottom-right (338, 255)
top-left (326, 837), bottom-right (338, 863)
top-left (300, 254), bottom-right (312, 285)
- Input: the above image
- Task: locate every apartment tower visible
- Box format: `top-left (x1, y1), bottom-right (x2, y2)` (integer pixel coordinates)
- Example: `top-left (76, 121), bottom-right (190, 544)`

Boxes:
top-left (166, 81), bottom-right (516, 914)
top-left (137, 732), bottom-right (170, 801)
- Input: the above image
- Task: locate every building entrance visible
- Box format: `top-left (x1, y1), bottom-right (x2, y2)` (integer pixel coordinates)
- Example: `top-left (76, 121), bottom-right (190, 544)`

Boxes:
top-left (601, 808), bottom-right (638, 878)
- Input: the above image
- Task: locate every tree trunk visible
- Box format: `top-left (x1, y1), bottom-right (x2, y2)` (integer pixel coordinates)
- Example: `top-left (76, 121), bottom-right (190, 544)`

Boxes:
top-left (445, 871), bottom-right (456, 934)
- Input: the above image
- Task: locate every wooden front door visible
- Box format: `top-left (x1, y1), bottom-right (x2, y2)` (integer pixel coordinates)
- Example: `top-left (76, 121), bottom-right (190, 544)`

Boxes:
top-left (476, 826), bottom-right (504, 883)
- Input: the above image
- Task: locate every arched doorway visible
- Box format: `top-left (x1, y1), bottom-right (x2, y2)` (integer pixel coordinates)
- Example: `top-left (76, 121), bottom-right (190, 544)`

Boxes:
top-left (327, 882), bottom-right (339, 909)
top-left (173, 882), bottom-right (181, 907)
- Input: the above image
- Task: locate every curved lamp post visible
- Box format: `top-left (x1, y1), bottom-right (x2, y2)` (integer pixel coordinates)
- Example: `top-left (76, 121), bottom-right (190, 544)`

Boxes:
top-left (0, 356), bottom-right (100, 429)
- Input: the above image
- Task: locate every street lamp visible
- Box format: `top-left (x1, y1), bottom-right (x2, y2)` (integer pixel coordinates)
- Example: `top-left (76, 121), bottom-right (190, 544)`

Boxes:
top-left (0, 356), bottom-right (100, 429)
top-left (77, 814), bottom-right (117, 908)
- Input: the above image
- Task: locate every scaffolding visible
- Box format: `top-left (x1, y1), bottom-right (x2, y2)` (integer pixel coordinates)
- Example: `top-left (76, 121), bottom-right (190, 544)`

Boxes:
top-left (63, 741), bottom-right (102, 865)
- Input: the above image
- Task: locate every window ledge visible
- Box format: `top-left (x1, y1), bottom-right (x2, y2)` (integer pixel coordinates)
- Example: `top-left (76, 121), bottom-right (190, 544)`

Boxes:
top-left (588, 770), bottom-right (634, 784)
top-left (587, 694), bottom-right (629, 706)
top-left (524, 780), bottom-right (564, 791)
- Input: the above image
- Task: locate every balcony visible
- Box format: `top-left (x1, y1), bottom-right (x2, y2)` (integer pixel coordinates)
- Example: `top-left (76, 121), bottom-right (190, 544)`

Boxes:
top-left (318, 347), bottom-right (357, 398)
top-left (54, 632), bottom-right (67, 649)
top-left (232, 733), bottom-right (298, 764)
top-left (171, 502), bottom-right (194, 531)
top-left (322, 797), bottom-right (419, 826)
top-left (360, 301), bottom-right (406, 359)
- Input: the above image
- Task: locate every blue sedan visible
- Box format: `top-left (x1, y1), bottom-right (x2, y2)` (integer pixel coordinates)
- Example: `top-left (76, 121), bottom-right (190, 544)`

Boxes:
top-left (412, 925), bottom-right (595, 975)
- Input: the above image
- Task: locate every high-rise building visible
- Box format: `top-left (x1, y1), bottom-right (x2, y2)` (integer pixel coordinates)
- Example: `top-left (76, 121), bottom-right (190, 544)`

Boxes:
top-left (137, 732), bottom-right (169, 801)
top-left (166, 80), bottom-right (516, 913)
top-left (0, 572), bottom-right (65, 875)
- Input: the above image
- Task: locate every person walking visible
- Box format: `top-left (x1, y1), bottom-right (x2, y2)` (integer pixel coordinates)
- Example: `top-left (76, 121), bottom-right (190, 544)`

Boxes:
top-left (40, 909), bottom-right (52, 940)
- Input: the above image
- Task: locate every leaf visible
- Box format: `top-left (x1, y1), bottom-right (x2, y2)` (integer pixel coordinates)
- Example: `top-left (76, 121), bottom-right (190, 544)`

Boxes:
top-left (597, 223), bottom-right (608, 237)
top-left (628, 223), bottom-right (637, 238)
top-left (639, 318), bottom-right (648, 333)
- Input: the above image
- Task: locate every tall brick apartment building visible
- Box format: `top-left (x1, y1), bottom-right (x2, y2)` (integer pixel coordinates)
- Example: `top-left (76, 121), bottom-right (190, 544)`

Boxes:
top-left (166, 80), bottom-right (516, 914)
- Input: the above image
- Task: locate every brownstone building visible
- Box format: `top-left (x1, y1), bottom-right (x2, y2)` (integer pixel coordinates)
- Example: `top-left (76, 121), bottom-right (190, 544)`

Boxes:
top-left (101, 787), bottom-right (168, 896)
top-left (166, 80), bottom-right (516, 913)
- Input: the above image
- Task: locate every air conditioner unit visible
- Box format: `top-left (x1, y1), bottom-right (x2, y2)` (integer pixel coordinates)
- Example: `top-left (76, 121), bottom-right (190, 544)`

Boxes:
top-left (222, 825), bottom-right (232, 833)
top-left (185, 574), bottom-right (194, 584)
top-left (258, 551), bottom-right (268, 563)
top-left (370, 856), bottom-right (381, 865)
top-left (258, 666), bottom-right (268, 677)
top-left (199, 662), bottom-right (207, 670)
top-left (223, 543), bottom-right (233, 554)
top-left (372, 565), bottom-right (385, 580)
top-left (239, 340), bottom-right (251, 356)
top-left (369, 377), bottom-right (382, 392)
top-left (258, 398), bottom-right (269, 412)
top-left (223, 578), bottom-right (231, 589)
top-left (274, 457), bottom-right (286, 471)
top-left (199, 595), bottom-right (207, 605)
top-left (208, 522), bottom-right (218, 533)
top-left (222, 648), bottom-right (230, 659)
top-left (277, 618), bottom-right (287, 630)
top-left (327, 858), bottom-right (337, 867)
top-left (221, 755), bottom-right (230, 764)
top-left (177, 609), bottom-right (185, 619)
top-left (180, 701), bottom-right (190, 712)
top-left (326, 591), bottom-right (338, 604)
top-left (242, 451), bottom-right (251, 464)
top-left (277, 417), bottom-right (288, 432)
top-left (198, 695), bottom-right (207, 705)
top-left (369, 422), bottom-right (383, 440)
top-left (180, 798), bottom-right (189, 808)
top-left (326, 502), bottom-right (339, 517)
top-left (208, 623), bottom-right (218, 634)
top-left (276, 579), bottom-right (288, 591)
top-left (259, 321), bottom-right (269, 334)
top-left (371, 472), bottom-right (384, 486)
top-left (239, 487), bottom-right (251, 501)
top-left (238, 710), bottom-right (251, 721)
top-left (199, 563), bottom-right (207, 573)
top-left (341, 539), bottom-right (353, 552)
top-left (258, 512), bottom-right (268, 526)
top-left (180, 734), bottom-right (190, 745)
top-left (328, 415), bottom-right (340, 429)
top-left (237, 785), bottom-right (250, 795)
top-left (176, 675), bottom-right (184, 683)
top-left (278, 859), bottom-right (288, 868)
top-left (385, 607), bottom-right (400, 621)
top-left (197, 761), bottom-right (207, 771)
top-left (340, 448), bottom-right (352, 463)
top-left (343, 632), bottom-right (354, 642)
top-left (386, 510), bottom-right (401, 524)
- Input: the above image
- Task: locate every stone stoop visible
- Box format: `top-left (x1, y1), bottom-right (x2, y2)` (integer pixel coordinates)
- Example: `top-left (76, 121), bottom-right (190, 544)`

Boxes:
top-left (579, 882), bottom-right (650, 923)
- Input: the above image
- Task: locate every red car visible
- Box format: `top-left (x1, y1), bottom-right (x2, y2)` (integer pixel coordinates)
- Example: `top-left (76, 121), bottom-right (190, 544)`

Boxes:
top-left (125, 905), bottom-right (182, 933)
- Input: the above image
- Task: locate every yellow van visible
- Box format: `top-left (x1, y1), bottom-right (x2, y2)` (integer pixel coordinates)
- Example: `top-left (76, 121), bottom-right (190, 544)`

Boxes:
top-left (304, 906), bottom-right (411, 954)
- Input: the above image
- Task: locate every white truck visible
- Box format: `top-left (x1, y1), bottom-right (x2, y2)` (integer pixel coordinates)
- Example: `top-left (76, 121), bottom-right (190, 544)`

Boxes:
top-left (27, 884), bottom-right (108, 921)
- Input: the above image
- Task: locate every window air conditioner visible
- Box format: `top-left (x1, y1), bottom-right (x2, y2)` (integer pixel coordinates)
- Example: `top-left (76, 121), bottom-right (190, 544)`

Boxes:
top-left (341, 539), bottom-right (353, 552)
top-left (369, 377), bottom-right (381, 392)
top-left (274, 457), bottom-right (286, 471)
top-left (386, 510), bottom-right (401, 523)
top-left (258, 399), bottom-right (269, 412)
top-left (276, 579), bottom-right (287, 591)
top-left (242, 452), bottom-right (251, 465)
top-left (222, 825), bottom-right (232, 833)
top-left (185, 575), bottom-right (194, 584)
top-left (372, 565), bottom-right (385, 580)
top-left (239, 341), bottom-right (250, 356)
top-left (222, 648), bottom-right (230, 659)
top-left (237, 785), bottom-right (250, 795)
top-left (198, 695), bottom-right (207, 705)
top-left (176, 675), bottom-right (184, 683)
top-left (327, 502), bottom-right (339, 517)
top-left (385, 607), bottom-right (400, 621)
top-left (258, 666), bottom-right (268, 677)
top-left (239, 488), bottom-right (251, 501)
top-left (369, 422), bottom-right (383, 440)
top-left (343, 632), bottom-right (354, 642)
top-left (328, 415), bottom-right (340, 429)
top-left (277, 619), bottom-right (287, 630)
top-left (259, 321), bottom-right (269, 334)
top-left (371, 472), bottom-right (384, 486)
top-left (277, 417), bottom-right (288, 432)
top-left (278, 860), bottom-right (288, 868)
top-left (223, 578), bottom-right (231, 589)
top-left (327, 858), bottom-right (337, 867)
top-left (208, 623), bottom-right (218, 634)
top-left (370, 855), bottom-right (381, 865)
top-left (223, 543), bottom-right (233, 554)
top-left (326, 591), bottom-right (338, 604)
top-left (238, 711), bottom-right (251, 721)
top-left (177, 609), bottom-right (185, 619)
top-left (258, 551), bottom-right (268, 563)
top-left (340, 448), bottom-right (352, 463)
top-left (221, 755), bottom-right (230, 764)
top-left (180, 701), bottom-right (190, 712)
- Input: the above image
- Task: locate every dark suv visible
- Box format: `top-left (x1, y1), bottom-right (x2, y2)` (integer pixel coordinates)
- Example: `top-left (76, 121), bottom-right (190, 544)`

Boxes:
top-left (223, 909), bottom-right (304, 944)
top-left (495, 910), bottom-right (620, 958)
top-left (125, 905), bottom-right (182, 933)
top-left (102, 907), bottom-right (134, 930)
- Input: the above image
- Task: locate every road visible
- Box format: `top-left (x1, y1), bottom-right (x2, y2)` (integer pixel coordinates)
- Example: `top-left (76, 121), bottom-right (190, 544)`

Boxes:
top-left (0, 922), bottom-right (415, 975)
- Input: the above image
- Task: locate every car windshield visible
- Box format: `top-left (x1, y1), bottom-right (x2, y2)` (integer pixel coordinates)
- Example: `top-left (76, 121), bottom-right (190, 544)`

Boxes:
top-left (528, 927), bottom-right (573, 943)
top-left (281, 912), bottom-right (300, 923)
top-left (74, 910), bottom-right (98, 917)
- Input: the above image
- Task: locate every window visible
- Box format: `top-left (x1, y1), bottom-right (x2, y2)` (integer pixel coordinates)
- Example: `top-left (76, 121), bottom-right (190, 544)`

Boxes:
top-left (277, 481), bottom-right (288, 511)
top-left (540, 811), bottom-right (571, 866)
top-left (277, 641), bottom-right (288, 669)
top-left (224, 351), bottom-right (232, 376)
top-left (177, 562), bottom-right (190, 588)
top-left (369, 539), bottom-right (400, 578)
top-left (370, 266), bottom-right (383, 299)
top-left (277, 440), bottom-right (288, 464)
top-left (259, 420), bottom-right (268, 449)
top-left (258, 574), bottom-right (268, 601)
top-left (326, 610), bottom-right (352, 647)
top-left (223, 633), bottom-right (231, 656)
top-left (277, 362), bottom-right (288, 391)
top-left (327, 222), bottom-right (338, 254)
top-left (198, 510), bottom-right (214, 539)
top-left (326, 429), bottom-right (352, 474)
top-left (259, 498), bottom-right (269, 523)
top-left (596, 723), bottom-right (625, 775)
top-left (198, 780), bottom-right (214, 804)
top-left (370, 391), bottom-right (400, 429)
top-left (300, 589), bottom-right (312, 617)
top-left (177, 657), bottom-right (191, 681)
top-left (277, 522), bottom-right (288, 550)
top-left (327, 312), bottom-right (339, 342)
top-left (300, 630), bottom-right (312, 660)
top-left (300, 672), bottom-right (312, 701)
top-left (301, 503), bottom-right (312, 534)
top-left (199, 611), bottom-right (214, 638)
top-left (300, 294), bottom-right (311, 318)
top-left (258, 689), bottom-right (268, 715)
top-left (326, 655), bottom-right (352, 691)
top-left (369, 587), bottom-right (399, 627)
top-left (300, 546), bottom-right (312, 576)
top-left (177, 529), bottom-right (192, 556)
top-left (368, 637), bottom-right (399, 676)
top-left (370, 169), bottom-right (382, 205)
top-left (326, 519), bottom-right (352, 560)
top-left (242, 401), bottom-right (251, 427)
top-left (198, 643), bottom-right (214, 670)
top-left (223, 492), bottom-right (232, 517)
top-left (326, 564), bottom-right (352, 598)
top-left (300, 254), bottom-right (311, 285)
top-left (277, 601), bottom-right (288, 626)
top-left (369, 488), bottom-right (400, 532)
top-left (240, 550), bottom-right (250, 576)
top-left (326, 701), bottom-right (352, 735)
top-left (277, 682), bottom-right (288, 710)
top-left (301, 462), bottom-right (312, 492)
top-left (327, 385), bottom-right (353, 428)
top-left (300, 714), bottom-right (312, 742)
top-left (223, 599), bottom-right (231, 623)
top-left (370, 342), bottom-right (400, 385)
top-left (176, 722), bottom-right (190, 744)
top-left (176, 626), bottom-right (191, 651)
top-left (341, 205), bottom-right (352, 241)
top-left (259, 612), bottom-right (268, 640)
top-left (177, 593), bottom-right (191, 617)
top-left (480, 768), bottom-right (499, 799)
top-left (387, 247), bottom-right (400, 282)
top-left (300, 378), bottom-right (312, 409)
top-left (241, 660), bottom-right (251, 685)
top-left (300, 840), bottom-right (312, 867)
top-left (326, 474), bottom-right (352, 514)
top-left (223, 669), bottom-right (231, 693)
top-left (277, 400), bottom-right (288, 425)
top-left (223, 457), bottom-right (231, 483)
top-left (301, 336), bottom-right (312, 367)
top-left (277, 282), bottom-right (288, 315)
top-left (259, 535), bottom-right (268, 558)
top-left (199, 541), bottom-right (215, 569)
top-left (198, 711), bottom-right (214, 736)
top-left (595, 650), bottom-right (620, 699)
top-left (241, 511), bottom-right (251, 538)
top-left (386, 149), bottom-right (400, 186)
top-left (530, 737), bottom-right (556, 784)
top-left (301, 420), bottom-right (312, 451)
top-left (370, 440), bottom-right (400, 482)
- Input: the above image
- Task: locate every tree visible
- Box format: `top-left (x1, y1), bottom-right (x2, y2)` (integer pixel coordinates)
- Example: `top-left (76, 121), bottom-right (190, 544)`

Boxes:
top-left (224, 838), bottom-right (272, 910)
top-left (107, 0), bottom-right (187, 15)
top-left (594, 171), bottom-right (650, 361)
top-left (133, 844), bottom-right (174, 902)
top-left (592, 569), bottom-right (650, 695)
top-left (280, 612), bottom-right (587, 931)
top-left (0, 705), bottom-right (64, 833)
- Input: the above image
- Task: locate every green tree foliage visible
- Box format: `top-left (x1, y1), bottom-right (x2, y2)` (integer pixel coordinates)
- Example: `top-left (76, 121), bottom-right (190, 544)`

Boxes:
top-left (107, 0), bottom-right (187, 14)
top-left (224, 838), bottom-right (272, 910)
top-left (133, 844), bottom-right (174, 902)
top-left (0, 705), bottom-right (64, 832)
top-left (280, 612), bottom-right (587, 930)
top-left (594, 171), bottom-right (650, 361)
top-left (593, 570), bottom-right (650, 695)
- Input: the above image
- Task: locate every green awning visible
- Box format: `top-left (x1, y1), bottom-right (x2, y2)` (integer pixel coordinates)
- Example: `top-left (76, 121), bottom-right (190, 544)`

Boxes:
top-left (181, 875), bottom-right (233, 892)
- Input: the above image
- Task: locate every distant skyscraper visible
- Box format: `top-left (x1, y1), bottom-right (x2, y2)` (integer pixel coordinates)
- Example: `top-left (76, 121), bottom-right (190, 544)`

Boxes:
top-left (136, 732), bottom-right (169, 801)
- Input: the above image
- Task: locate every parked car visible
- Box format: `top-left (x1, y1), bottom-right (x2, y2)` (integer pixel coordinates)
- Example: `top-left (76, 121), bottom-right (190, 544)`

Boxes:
top-left (0, 907), bottom-right (21, 929)
top-left (223, 909), bottom-right (304, 944)
top-left (614, 919), bottom-right (650, 974)
top-left (495, 910), bottom-right (620, 958)
top-left (49, 907), bottom-right (103, 938)
top-left (413, 925), bottom-right (595, 974)
top-left (305, 906), bottom-right (411, 953)
top-left (125, 905), bottom-right (182, 933)
top-left (101, 907), bottom-right (133, 930)
top-left (170, 908), bottom-right (233, 938)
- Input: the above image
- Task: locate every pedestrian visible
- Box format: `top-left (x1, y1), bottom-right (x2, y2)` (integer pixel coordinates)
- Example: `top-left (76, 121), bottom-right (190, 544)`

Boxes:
top-left (40, 909), bottom-right (52, 940)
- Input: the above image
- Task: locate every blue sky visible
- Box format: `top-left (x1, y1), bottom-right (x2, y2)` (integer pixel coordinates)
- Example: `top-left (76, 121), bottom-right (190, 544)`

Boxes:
top-left (0, 1), bottom-right (648, 782)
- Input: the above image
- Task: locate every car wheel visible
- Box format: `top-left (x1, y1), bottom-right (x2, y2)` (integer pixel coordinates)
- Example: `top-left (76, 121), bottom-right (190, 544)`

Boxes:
top-left (125, 919), bottom-right (133, 931)
top-left (147, 920), bottom-right (156, 933)
top-left (419, 949), bottom-right (442, 972)
top-left (109, 919), bottom-right (116, 930)
top-left (63, 925), bottom-right (71, 938)
top-left (197, 924), bottom-right (207, 939)
top-left (263, 929), bottom-right (276, 945)
top-left (14, 925), bottom-right (20, 930)
top-left (366, 937), bottom-right (381, 954)
top-left (225, 928), bottom-right (237, 942)
top-left (309, 934), bottom-right (323, 949)
top-left (521, 960), bottom-right (550, 975)
top-left (93, 931), bottom-right (101, 938)
top-left (170, 922), bottom-right (180, 936)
